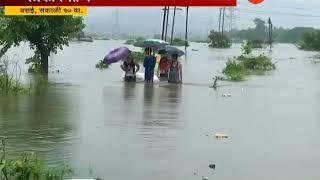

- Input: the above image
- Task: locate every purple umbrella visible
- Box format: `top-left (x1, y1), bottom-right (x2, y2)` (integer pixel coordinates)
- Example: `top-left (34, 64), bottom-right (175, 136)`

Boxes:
top-left (104, 47), bottom-right (130, 64)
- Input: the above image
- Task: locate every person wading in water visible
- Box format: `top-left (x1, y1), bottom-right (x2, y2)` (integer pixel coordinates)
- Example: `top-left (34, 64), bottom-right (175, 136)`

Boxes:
top-left (121, 52), bottom-right (140, 82)
top-left (143, 48), bottom-right (156, 83)
top-left (168, 54), bottom-right (182, 84)
top-left (157, 55), bottom-right (170, 81)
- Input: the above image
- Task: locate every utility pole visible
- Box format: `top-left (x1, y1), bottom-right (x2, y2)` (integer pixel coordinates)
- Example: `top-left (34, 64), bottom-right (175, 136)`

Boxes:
top-left (185, 6), bottom-right (189, 50)
top-left (268, 17), bottom-right (272, 51)
top-left (165, 6), bottom-right (170, 41)
top-left (221, 7), bottom-right (226, 36)
top-left (170, 6), bottom-right (177, 45)
top-left (218, 8), bottom-right (222, 33)
top-left (161, 6), bottom-right (167, 40)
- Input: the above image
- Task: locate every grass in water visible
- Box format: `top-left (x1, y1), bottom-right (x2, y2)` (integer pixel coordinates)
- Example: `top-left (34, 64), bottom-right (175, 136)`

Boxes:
top-left (0, 56), bottom-right (28, 95)
top-left (0, 140), bottom-right (73, 180)
top-left (95, 60), bottom-right (109, 69)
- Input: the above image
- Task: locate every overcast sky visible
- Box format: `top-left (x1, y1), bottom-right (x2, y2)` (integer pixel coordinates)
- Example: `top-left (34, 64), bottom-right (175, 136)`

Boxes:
top-left (84, 0), bottom-right (320, 37)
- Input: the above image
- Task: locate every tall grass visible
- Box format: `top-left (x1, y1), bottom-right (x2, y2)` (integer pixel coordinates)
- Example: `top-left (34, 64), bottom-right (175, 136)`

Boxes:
top-left (0, 56), bottom-right (27, 95)
top-left (0, 140), bottom-right (73, 180)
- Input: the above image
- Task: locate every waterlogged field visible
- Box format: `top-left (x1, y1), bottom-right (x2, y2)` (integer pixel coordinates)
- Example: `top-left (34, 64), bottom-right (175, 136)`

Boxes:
top-left (1, 41), bottom-right (320, 180)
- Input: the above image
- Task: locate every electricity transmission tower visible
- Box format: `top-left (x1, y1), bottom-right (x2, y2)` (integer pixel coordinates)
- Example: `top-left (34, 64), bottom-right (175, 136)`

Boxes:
top-left (111, 8), bottom-right (120, 39)
top-left (226, 7), bottom-right (236, 31)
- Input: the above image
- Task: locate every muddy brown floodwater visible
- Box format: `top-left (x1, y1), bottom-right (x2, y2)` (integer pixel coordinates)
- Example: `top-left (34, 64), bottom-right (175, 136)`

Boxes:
top-left (1, 41), bottom-right (320, 180)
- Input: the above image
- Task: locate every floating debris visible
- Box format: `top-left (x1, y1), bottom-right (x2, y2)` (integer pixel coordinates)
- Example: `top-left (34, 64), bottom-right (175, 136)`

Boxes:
top-left (202, 176), bottom-right (209, 180)
top-left (215, 133), bottom-right (228, 139)
top-left (221, 94), bottom-right (232, 97)
top-left (193, 172), bottom-right (197, 175)
top-left (209, 164), bottom-right (216, 170)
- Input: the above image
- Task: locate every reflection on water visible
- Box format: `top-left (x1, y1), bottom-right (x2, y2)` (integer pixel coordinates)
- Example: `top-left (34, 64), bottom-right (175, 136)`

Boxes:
top-left (142, 84), bottom-right (182, 128)
top-left (0, 75), bottom-right (79, 164)
top-left (1, 42), bottom-right (320, 180)
top-left (140, 84), bottom-right (183, 155)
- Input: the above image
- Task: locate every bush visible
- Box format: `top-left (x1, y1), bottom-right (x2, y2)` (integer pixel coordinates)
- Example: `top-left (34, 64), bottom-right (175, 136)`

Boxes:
top-left (222, 60), bottom-right (248, 81)
top-left (237, 54), bottom-right (276, 71)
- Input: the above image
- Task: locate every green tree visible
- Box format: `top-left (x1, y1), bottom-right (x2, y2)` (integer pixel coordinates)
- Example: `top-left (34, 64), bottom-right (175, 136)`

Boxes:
top-left (208, 30), bottom-right (231, 48)
top-left (0, 8), bottom-right (84, 73)
top-left (253, 18), bottom-right (267, 33)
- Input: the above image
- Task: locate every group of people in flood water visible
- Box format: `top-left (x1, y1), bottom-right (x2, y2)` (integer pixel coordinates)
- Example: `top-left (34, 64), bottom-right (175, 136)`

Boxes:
top-left (121, 47), bottom-right (182, 84)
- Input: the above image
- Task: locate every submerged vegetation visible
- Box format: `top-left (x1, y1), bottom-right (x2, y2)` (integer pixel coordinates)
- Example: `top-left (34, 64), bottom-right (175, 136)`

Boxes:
top-left (0, 56), bottom-right (27, 95)
top-left (299, 30), bottom-right (320, 51)
top-left (208, 31), bottom-right (231, 48)
top-left (94, 51), bottom-right (144, 69)
top-left (95, 60), bottom-right (109, 69)
top-left (247, 40), bottom-right (264, 49)
top-left (222, 42), bottom-right (276, 81)
top-left (211, 76), bottom-right (224, 89)
top-left (124, 39), bottom-right (136, 45)
top-left (0, 140), bottom-right (73, 180)
top-left (124, 37), bottom-right (145, 45)
top-left (171, 38), bottom-right (189, 47)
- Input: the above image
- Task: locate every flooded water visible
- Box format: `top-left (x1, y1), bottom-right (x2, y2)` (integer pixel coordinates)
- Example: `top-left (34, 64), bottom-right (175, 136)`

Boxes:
top-left (1, 41), bottom-right (320, 180)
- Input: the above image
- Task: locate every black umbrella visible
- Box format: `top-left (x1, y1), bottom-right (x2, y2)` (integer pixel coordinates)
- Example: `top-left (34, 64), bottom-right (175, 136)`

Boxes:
top-left (158, 45), bottom-right (185, 57)
top-left (133, 39), bottom-right (168, 49)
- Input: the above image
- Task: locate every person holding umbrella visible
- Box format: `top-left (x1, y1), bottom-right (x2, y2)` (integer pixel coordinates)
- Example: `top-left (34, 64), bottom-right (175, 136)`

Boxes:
top-left (143, 48), bottom-right (156, 83)
top-left (168, 53), bottom-right (182, 84)
top-left (121, 52), bottom-right (140, 82)
top-left (157, 55), bottom-right (170, 80)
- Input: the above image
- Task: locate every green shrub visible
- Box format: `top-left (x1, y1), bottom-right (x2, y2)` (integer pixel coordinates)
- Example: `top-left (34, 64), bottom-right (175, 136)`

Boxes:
top-left (241, 42), bottom-right (253, 55)
top-left (222, 42), bottom-right (276, 81)
top-left (237, 54), bottom-right (275, 71)
top-left (222, 60), bottom-right (248, 81)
